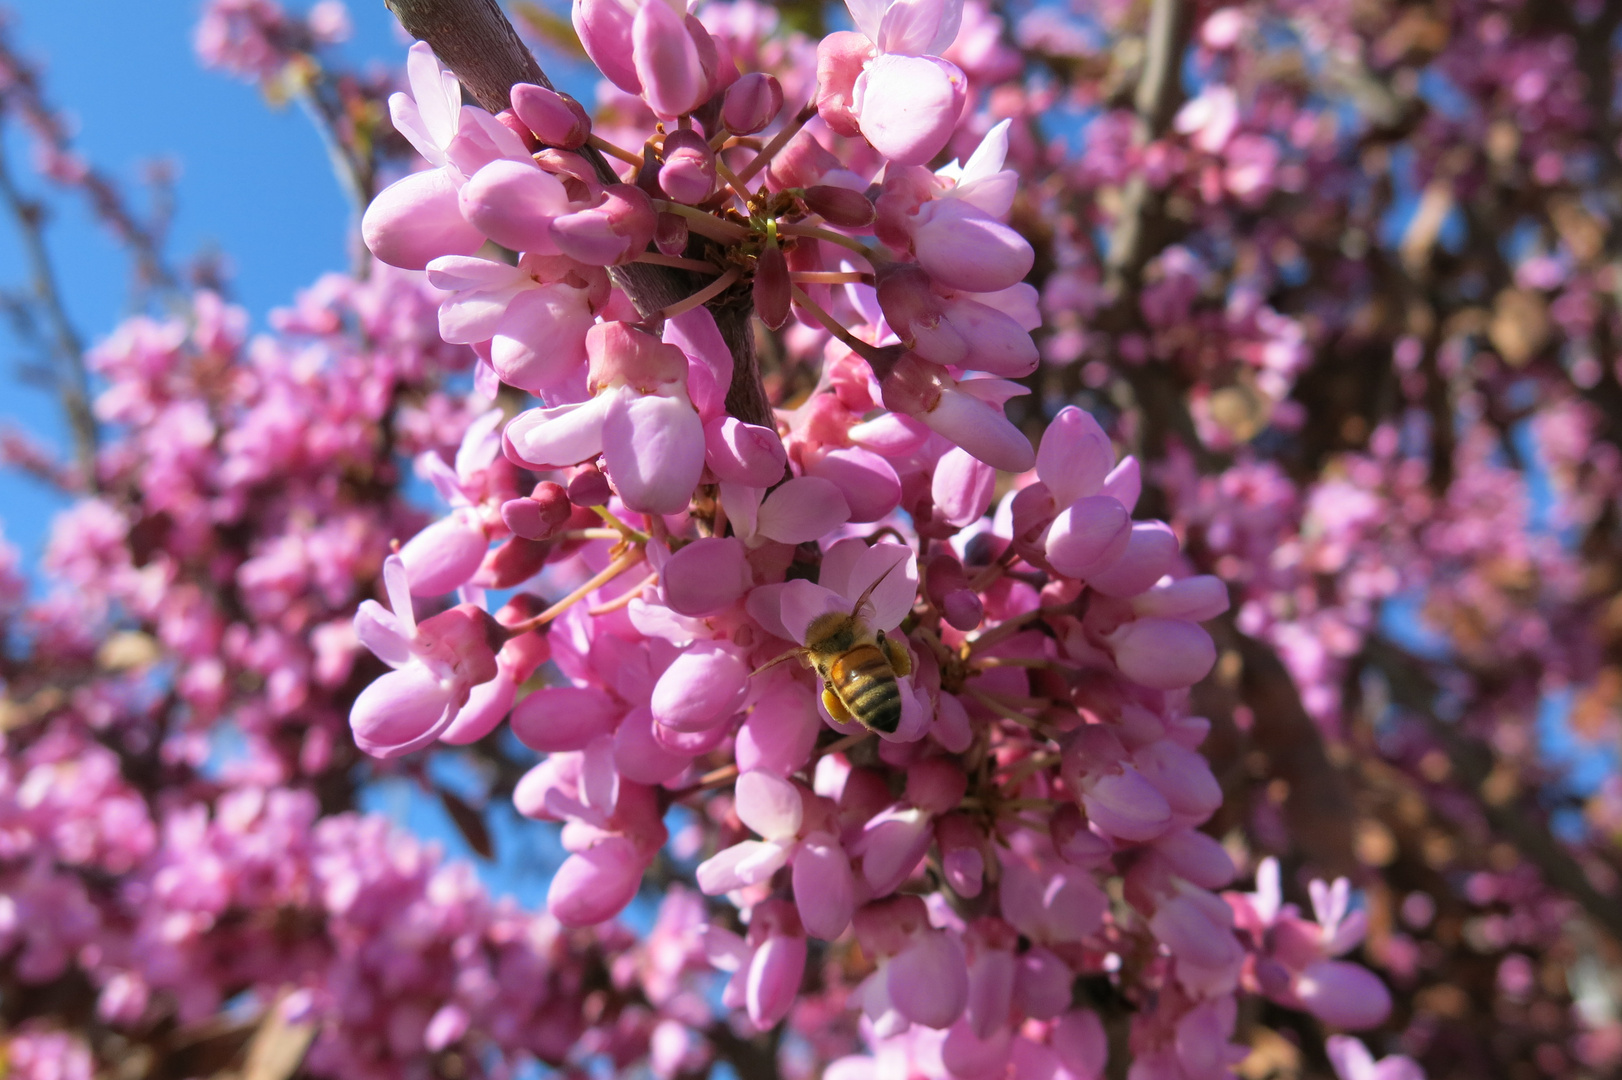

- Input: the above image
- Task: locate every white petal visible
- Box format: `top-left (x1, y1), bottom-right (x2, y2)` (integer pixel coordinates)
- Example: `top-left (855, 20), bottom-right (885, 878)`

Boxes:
top-left (382, 554), bottom-right (415, 635)
top-left (354, 600), bottom-right (413, 667)
top-left (696, 840), bottom-right (789, 894)
top-left (506, 395), bottom-right (611, 469)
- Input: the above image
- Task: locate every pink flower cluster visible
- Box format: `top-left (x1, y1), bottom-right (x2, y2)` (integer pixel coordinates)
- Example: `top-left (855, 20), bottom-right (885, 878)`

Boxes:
top-left (335, 4), bottom-right (1405, 1071)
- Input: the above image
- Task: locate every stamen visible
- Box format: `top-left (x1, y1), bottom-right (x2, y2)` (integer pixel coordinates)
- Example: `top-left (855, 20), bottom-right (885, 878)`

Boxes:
top-left (662, 267), bottom-right (743, 319)
top-left (509, 547), bottom-right (647, 633)
top-left (776, 222), bottom-right (883, 262)
top-left (588, 133), bottom-right (644, 169)
top-left (788, 285), bottom-right (891, 367)
top-left (652, 200), bottom-right (751, 243)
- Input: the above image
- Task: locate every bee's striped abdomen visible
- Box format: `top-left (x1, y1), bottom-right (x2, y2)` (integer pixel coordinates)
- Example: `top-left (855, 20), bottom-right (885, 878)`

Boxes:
top-left (828, 644), bottom-right (902, 734)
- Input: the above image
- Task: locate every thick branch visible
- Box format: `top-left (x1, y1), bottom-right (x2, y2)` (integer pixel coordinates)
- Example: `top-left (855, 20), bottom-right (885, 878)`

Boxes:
top-left (1364, 637), bottom-right (1622, 945)
top-left (382, 0), bottom-right (772, 426)
top-left (0, 127), bottom-right (97, 489)
top-left (1104, 0), bottom-right (1194, 296)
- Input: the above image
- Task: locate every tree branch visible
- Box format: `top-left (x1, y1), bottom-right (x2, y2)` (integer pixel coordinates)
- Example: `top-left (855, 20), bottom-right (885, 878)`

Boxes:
top-left (0, 124), bottom-right (97, 489)
top-left (1103, 0), bottom-right (1194, 297)
top-left (382, 0), bottom-right (774, 425)
top-left (1363, 636), bottom-right (1622, 945)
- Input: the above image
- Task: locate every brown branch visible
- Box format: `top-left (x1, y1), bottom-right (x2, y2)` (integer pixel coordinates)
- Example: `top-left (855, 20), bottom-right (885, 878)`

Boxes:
top-left (1103, 0), bottom-right (1194, 298)
top-left (1363, 636), bottom-right (1622, 945)
top-left (382, 0), bottom-right (773, 426)
top-left (0, 124), bottom-right (97, 490)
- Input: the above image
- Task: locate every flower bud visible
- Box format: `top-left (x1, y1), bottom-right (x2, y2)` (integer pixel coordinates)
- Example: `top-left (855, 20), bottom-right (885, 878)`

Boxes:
top-left (633, 0), bottom-right (709, 117)
top-left (362, 168), bottom-right (484, 271)
top-left (458, 159), bottom-right (571, 254)
top-left (753, 242), bottom-right (791, 330)
top-left (659, 129), bottom-right (716, 204)
top-left (547, 836), bottom-right (643, 927)
top-left (803, 184), bottom-right (876, 229)
top-left (654, 211), bottom-right (689, 256)
top-left (650, 641), bottom-right (749, 732)
top-left (510, 83), bottom-right (591, 150)
top-left (723, 72), bottom-right (783, 135)
top-left (565, 463), bottom-right (613, 507)
top-left (399, 510), bottom-right (487, 596)
top-left (925, 552), bottom-right (983, 631)
top-left (501, 480), bottom-right (573, 541)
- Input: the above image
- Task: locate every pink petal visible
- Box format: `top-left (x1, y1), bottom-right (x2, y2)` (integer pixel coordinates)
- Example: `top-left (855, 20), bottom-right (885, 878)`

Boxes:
top-left (737, 679), bottom-right (821, 776)
top-left (1038, 406), bottom-right (1113, 506)
top-left (547, 837), bottom-right (643, 927)
top-left (793, 832), bottom-right (856, 939)
top-left (458, 158), bottom-right (569, 252)
top-left (887, 931), bottom-right (969, 1029)
top-left (602, 391), bottom-right (706, 516)
top-left (651, 642), bottom-right (750, 732)
top-left (696, 839), bottom-right (790, 894)
top-left (912, 198), bottom-right (1033, 293)
top-left (1087, 521), bottom-right (1179, 598)
top-left (757, 476), bottom-right (852, 543)
top-left (747, 934), bottom-right (808, 1028)
top-left (932, 446), bottom-right (995, 528)
top-left (399, 512), bottom-right (488, 596)
top-left (354, 600), bottom-right (413, 667)
top-left (1107, 618), bottom-right (1216, 690)
top-left (350, 665), bottom-right (457, 758)
top-left (852, 54), bottom-right (965, 167)
top-left (632, 0), bottom-right (708, 118)
top-left (736, 770), bottom-right (804, 840)
top-left (664, 536), bottom-right (754, 616)
top-left (505, 395), bottom-right (611, 469)
top-left (491, 283), bottom-right (595, 393)
top-left (847, 541), bottom-right (918, 631)
top-left (704, 416), bottom-right (787, 486)
top-left (362, 167), bottom-right (484, 271)
top-left (439, 669), bottom-right (515, 744)
top-left (1045, 496), bottom-right (1131, 580)
top-left (510, 685), bottom-right (621, 752)
top-left (1295, 961), bottom-right (1392, 1030)
top-left (613, 704), bottom-right (695, 785)
top-left (806, 447), bottom-right (902, 524)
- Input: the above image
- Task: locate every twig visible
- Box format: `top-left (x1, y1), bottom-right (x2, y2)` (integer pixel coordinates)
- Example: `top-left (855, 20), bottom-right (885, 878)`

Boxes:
top-left (0, 129), bottom-right (97, 489)
top-left (1364, 636), bottom-right (1622, 945)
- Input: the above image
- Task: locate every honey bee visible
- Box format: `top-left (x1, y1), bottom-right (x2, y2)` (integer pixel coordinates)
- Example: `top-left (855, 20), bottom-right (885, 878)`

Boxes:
top-left (760, 565), bottom-right (914, 734)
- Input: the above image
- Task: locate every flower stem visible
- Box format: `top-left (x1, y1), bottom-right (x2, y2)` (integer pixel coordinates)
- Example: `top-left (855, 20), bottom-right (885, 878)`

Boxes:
top-left (736, 101), bottom-right (816, 185)
top-left (663, 267), bottom-right (744, 319)
top-left (588, 133), bottom-right (644, 170)
top-left (776, 222), bottom-right (882, 262)
top-left (509, 547), bottom-right (646, 633)
top-left (652, 200), bottom-right (751, 243)
top-left (789, 285), bottom-right (890, 366)
top-left (636, 252), bottom-right (723, 274)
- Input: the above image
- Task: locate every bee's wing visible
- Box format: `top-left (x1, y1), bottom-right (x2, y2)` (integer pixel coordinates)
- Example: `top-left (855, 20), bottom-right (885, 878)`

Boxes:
top-left (849, 549), bottom-right (909, 622)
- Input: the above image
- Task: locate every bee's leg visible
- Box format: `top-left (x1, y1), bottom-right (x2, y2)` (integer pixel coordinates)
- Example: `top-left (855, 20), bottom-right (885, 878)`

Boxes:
top-left (750, 647), bottom-right (808, 679)
top-left (821, 684), bottom-right (854, 723)
top-left (879, 631), bottom-right (913, 677)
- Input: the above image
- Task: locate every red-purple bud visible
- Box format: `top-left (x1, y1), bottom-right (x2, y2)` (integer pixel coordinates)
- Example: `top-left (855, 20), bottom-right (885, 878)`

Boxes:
top-left (566, 463), bottom-right (613, 506)
top-left (803, 185), bottom-right (876, 229)
top-left (880, 352), bottom-right (947, 416)
top-left (501, 480), bottom-right (572, 540)
top-left (754, 242), bottom-right (791, 330)
top-left (659, 129), bottom-right (716, 205)
top-left (925, 552), bottom-right (983, 631)
top-left (723, 72), bottom-right (783, 135)
top-left (655, 211), bottom-right (690, 256)
top-left (479, 536), bottom-right (555, 589)
top-left (510, 83), bottom-right (592, 150)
